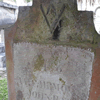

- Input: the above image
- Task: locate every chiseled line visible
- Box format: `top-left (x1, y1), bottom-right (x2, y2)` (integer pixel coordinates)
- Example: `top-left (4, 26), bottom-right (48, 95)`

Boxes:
top-left (40, 4), bottom-right (65, 34)
top-left (50, 4), bottom-right (65, 34)
top-left (40, 4), bottom-right (51, 32)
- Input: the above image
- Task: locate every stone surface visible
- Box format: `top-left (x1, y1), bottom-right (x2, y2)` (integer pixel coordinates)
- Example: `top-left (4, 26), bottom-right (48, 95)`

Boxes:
top-left (13, 43), bottom-right (94, 100)
top-left (0, 2), bottom-right (18, 29)
top-left (0, 1), bottom-right (17, 9)
top-left (13, 0), bottom-right (100, 46)
top-left (5, 0), bottom-right (99, 100)
top-left (0, 7), bottom-right (15, 29)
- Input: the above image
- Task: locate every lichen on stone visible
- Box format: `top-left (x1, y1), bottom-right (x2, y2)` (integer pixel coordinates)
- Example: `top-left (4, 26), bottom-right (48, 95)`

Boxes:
top-left (13, 0), bottom-right (100, 52)
top-left (59, 78), bottom-right (65, 85)
top-left (33, 54), bottom-right (44, 71)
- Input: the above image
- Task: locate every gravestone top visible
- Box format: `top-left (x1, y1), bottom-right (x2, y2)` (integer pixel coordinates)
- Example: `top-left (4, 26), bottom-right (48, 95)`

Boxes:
top-left (12, 0), bottom-right (100, 47)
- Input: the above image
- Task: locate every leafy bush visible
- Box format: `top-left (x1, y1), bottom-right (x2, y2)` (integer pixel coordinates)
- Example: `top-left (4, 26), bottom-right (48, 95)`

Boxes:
top-left (0, 78), bottom-right (8, 100)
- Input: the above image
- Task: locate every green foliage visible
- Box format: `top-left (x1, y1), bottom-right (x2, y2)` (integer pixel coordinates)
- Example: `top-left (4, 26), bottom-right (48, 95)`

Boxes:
top-left (0, 78), bottom-right (8, 100)
top-left (13, 0), bottom-right (32, 3)
top-left (25, 0), bottom-right (32, 3)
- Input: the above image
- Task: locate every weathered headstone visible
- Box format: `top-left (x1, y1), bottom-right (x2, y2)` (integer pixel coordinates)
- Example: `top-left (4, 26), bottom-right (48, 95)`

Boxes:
top-left (5, 0), bottom-right (100, 100)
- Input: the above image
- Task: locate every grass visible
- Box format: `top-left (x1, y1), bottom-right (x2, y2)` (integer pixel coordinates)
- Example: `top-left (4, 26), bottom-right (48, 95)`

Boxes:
top-left (0, 77), bottom-right (8, 100)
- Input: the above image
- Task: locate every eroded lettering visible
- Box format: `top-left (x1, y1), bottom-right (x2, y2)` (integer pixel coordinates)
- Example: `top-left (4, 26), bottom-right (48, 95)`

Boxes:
top-left (36, 80), bottom-right (67, 93)
top-left (32, 79), bottom-right (68, 100)
top-left (32, 91), bottom-right (60, 100)
top-left (47, 82), bottom-right (51, 89)
top-left (53, 95), bottom-right (58, 100)
top-left (32, 91), bottom-right (43, 100)
top-left (32, 91), bottom-right (67, 100)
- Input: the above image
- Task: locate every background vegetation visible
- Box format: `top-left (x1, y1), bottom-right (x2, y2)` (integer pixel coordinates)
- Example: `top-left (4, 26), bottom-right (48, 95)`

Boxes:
top-left (0, 78), bottom-right (8, 100)
top-left (14, 0), bottom-right (32, 2)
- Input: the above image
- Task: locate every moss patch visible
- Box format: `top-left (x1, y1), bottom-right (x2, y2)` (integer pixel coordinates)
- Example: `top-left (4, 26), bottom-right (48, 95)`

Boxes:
top-left (33, 55), bottom-right (44, 71)
top-left (33, 74), bottom-right (36, 81)
top-left (59, 78), bottom-right (65, 85)
top-left (54, 56), bottom-right (58, 65)
top-left (65, 54), bottom-right (69, 60)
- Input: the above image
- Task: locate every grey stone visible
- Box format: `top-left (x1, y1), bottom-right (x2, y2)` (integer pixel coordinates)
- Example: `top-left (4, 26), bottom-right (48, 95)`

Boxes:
top-left (0, 2), bottom-right (18, 29)
top-left (0, 2), bottom-right (17, 9)
top-left (0, 7), bottom-right (16, 28)
top-left (13, 43), bottom-right (94, 100)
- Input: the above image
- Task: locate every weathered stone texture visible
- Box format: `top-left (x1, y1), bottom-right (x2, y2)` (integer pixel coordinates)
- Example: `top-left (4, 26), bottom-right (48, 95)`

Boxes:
top-left (13, 43), bottom-right (94, 100)
top-left (0, 2), bottom-right (18, 29)
top-left (5, 0), bottom-right (99, 100)
top-left (13, 0), bottom-right (100, 49)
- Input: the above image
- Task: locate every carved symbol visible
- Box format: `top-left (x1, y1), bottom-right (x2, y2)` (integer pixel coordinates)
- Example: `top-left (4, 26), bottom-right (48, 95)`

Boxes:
top-left (40, 3), bottom-right (65, 34)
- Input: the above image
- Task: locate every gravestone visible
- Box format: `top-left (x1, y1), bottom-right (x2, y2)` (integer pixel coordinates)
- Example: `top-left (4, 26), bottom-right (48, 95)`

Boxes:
top-left (5, 0), bottom-right (100, 100)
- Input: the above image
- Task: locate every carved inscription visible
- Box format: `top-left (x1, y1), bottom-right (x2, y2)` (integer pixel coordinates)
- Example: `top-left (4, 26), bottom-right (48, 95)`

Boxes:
top-left (36, 81), bottom-right (67, 92)
top-left (31, 80), bottom-right (67, 100)
top-left (32, 91), bottom-right (67, 100)
top-left (14, 43), bottom-right (94, 100)
top-left (40, 3), bottom-right (65, 34)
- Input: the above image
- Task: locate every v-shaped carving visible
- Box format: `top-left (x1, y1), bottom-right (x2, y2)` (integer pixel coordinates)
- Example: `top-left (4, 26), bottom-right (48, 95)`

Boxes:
top-left (40, 3), bottom-right (65, 34)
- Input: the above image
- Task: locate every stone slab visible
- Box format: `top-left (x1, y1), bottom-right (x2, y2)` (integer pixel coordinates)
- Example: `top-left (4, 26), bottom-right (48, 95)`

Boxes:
top-left (0, 6), bottom-right (16, 29)
top-left (0, 2), bottom-right (17, 9)
top-left (13, 43), bottom-right (94, 100)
